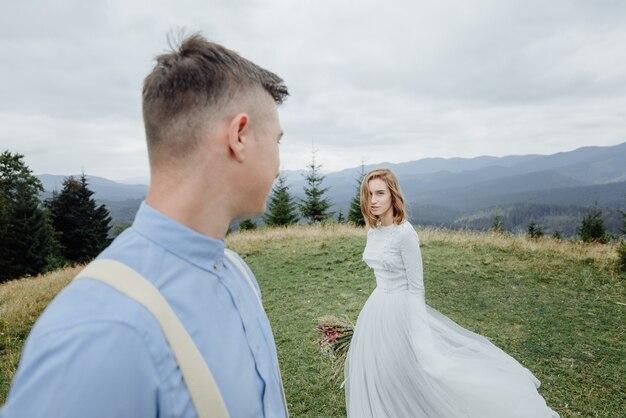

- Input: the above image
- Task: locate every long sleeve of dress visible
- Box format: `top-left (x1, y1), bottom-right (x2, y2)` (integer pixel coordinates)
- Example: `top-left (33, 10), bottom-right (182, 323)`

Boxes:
top-left (399, 225), bottom-right (425, 301)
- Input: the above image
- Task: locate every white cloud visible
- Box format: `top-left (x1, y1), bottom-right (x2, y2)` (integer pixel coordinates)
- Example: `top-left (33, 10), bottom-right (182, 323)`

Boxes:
top-left (0, 112), bottom-right (147, 179)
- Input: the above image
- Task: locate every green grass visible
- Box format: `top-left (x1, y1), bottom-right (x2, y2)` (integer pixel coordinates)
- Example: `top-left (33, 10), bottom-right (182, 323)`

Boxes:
top-left (1, 225), bottom-right (625, 417)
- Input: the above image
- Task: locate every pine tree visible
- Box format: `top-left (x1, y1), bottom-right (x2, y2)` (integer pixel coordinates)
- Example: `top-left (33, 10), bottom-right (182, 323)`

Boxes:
top-left (264, 173), bottom-right (299, 227)
top-left (0, 151), bottom-right (59, 281)
top-left (618, 196), bottom-right (626, 272)
top-left (47, 173), bottom-right (112, 263)
top-left (348, 163), bottom-right (366, 227)
top-left (527, 222), bottom-right (544, 239)
top-left (299, 149), bottom-right (333, 223)
top-left (618, 195), bottom-right (626, 235)
top-left (579, 205), bottom-right (608, 243)
top-left (337, 209), bottom-right (345, 223)
top-left (491, 213), bottom-right (504, 233)
top-left (239, 219), bottom-right (257, 231)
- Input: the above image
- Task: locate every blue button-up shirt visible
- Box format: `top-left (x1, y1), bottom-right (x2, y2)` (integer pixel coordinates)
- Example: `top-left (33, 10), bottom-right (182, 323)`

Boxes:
top-left (1, 202), bottom-right (286, 418)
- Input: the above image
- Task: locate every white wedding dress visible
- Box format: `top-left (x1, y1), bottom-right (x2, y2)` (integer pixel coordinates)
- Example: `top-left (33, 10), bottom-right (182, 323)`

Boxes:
top-left (344, 222), bottom-right (559, 418)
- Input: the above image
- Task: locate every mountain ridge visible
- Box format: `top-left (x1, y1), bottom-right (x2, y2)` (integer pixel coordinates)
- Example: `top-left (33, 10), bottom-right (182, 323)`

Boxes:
top-left (35, 142), bottom-right (626, 235)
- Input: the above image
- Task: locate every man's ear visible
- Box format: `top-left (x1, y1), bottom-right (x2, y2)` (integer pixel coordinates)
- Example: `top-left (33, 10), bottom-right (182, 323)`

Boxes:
top-left (227, 113), bottom-right (249, 162)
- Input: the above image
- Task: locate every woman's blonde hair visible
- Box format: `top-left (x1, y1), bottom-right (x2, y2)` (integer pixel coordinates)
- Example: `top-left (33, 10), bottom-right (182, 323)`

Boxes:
top-left (360, 168), bottom-right (407, 228)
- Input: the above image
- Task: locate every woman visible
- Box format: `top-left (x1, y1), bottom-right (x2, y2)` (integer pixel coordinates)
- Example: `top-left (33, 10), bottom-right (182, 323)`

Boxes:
top-left (344, 168), bottom-right (559, 418)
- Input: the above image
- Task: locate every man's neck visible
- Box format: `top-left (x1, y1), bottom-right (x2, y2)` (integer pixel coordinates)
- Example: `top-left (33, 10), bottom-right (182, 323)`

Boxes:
top-left (146, 175), bottom-right (232, 240)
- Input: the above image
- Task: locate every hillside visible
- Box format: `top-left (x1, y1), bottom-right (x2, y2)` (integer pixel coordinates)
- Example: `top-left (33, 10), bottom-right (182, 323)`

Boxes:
top-left (1, 225), bottom-right (624, 417)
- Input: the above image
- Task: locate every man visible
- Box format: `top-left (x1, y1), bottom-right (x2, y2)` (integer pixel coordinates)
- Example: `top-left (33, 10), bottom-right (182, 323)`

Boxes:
top-left (1, 33), bottom-right (289, 417)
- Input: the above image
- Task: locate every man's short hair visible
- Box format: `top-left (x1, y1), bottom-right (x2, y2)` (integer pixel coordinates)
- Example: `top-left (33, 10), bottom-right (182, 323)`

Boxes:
top-left (142, 33), bottom-right (289, 164)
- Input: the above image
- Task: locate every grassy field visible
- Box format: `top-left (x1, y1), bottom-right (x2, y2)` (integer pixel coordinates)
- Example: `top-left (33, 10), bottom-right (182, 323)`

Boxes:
top-left (1, 225), bottom-right (624, 417)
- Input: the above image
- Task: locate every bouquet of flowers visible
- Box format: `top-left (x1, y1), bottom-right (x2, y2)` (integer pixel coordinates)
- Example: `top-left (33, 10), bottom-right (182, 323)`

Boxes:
top-left (316, 315), bottom-right (354, 381)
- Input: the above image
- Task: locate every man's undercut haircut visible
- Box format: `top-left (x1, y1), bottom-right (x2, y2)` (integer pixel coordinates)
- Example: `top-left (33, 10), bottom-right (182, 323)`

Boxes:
top-left (142, 32), bottom-right (289, 163)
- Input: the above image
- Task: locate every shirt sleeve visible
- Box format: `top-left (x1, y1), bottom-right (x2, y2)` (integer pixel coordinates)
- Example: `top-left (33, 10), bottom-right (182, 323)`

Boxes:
top-left (1, 321), bottom-right (160, 418)
top-left (399, 224), bottom-right (425, 300)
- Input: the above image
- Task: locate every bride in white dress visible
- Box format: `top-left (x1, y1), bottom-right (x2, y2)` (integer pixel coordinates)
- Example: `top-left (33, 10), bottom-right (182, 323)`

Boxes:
top-left (344, 168), bottom-right (559, 418)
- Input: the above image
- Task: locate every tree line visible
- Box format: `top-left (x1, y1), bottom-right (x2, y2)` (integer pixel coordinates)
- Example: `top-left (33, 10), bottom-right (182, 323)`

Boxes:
top-left (0, 151), bottom-right (112, 282)
top-left (488, 203), bottom-right (625, 244)
top-left (257, 152), bottom-right (626, 273)
top-left (241, 151), bottom-right (366, 230)
top-left (3, 149), bottom-right (625, 281)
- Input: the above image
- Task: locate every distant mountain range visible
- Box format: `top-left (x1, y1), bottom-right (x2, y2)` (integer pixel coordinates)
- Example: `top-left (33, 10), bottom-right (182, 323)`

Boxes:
top-left (37, 142), bottom-right (626, 236)
top-left (38, 175), bottom-right (148, 201)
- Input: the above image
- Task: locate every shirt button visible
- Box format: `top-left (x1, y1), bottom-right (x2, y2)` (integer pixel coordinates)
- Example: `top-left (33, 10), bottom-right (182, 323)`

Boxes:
top-left (213, 263), bottom-right (219, 270)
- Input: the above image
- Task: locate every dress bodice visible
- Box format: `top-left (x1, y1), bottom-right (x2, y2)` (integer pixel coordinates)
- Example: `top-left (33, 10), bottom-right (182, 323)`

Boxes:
top-left (362, 222), bottom-right (425, 295)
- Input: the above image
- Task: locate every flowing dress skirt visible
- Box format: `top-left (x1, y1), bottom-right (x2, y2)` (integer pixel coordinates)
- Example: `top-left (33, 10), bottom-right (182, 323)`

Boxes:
top-left (344, 288), bottom-right (559, 418)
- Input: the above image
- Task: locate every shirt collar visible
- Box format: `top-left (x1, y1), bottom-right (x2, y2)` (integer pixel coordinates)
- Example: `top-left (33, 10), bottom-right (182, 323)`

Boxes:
top-left (132, 201), bottom-right (225, 271)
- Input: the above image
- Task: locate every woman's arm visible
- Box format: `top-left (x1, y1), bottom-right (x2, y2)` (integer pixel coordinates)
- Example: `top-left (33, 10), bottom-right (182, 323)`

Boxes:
top-left (399, 224), bottom-right (425, 298)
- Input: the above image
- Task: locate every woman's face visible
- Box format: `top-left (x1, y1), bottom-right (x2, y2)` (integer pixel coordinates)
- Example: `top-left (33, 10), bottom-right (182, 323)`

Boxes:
top-left (368, 178), bottom-right (393, 219)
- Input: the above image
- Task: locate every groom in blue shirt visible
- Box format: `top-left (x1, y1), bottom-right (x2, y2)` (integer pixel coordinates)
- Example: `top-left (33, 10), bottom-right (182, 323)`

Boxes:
top-left (1, 33), bottom-right (289, 418)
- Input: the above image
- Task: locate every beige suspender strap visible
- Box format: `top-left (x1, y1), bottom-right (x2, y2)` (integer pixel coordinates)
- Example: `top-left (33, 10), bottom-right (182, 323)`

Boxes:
top-left (223, 250), bottom-right (290, 417)
top-left (75, 259), bottom-right (229, 418)
top-left (224, 250), bottom-right (263, 307)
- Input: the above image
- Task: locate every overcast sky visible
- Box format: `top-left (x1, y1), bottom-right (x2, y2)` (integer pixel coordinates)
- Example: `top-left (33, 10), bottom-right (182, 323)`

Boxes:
top-left (2, 0), bottom-right (625, 182)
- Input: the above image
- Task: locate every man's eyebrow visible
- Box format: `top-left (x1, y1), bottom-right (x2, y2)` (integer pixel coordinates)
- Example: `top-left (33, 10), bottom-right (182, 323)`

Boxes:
top-left (277, 131), bottom-right (284, 141)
